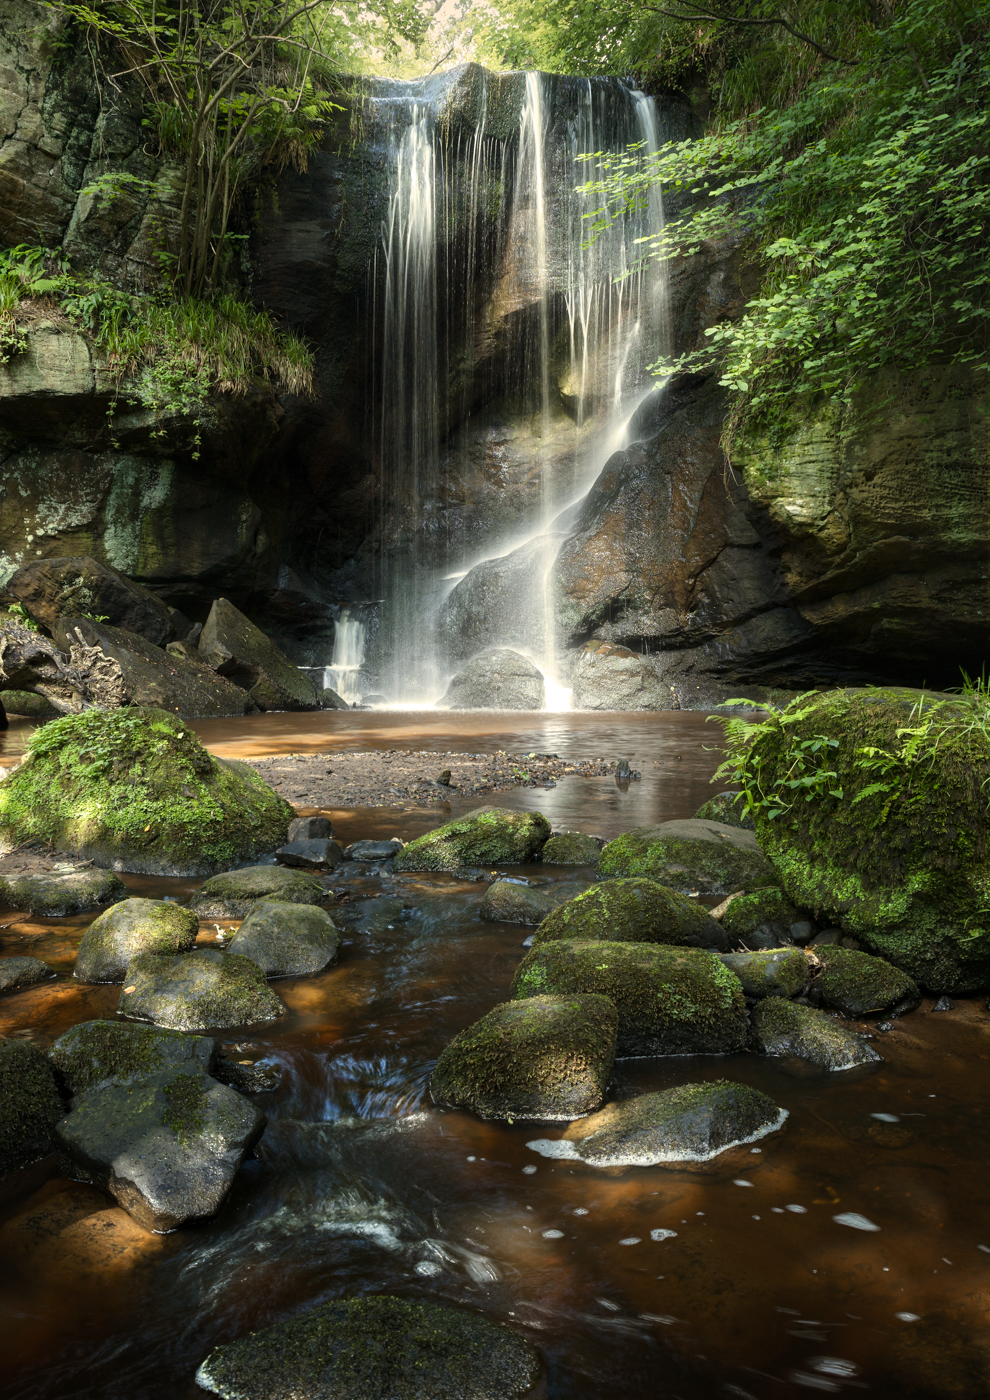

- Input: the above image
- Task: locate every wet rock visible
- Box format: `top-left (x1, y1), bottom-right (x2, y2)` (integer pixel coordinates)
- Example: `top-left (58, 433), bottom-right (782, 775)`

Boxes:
top-left (788, 920), bottom-right (815, 945)
top-left (693, 792), bottom-right (754, 829)
top-left (527, 1080), bottom-right (787, 1167)
top-left (191, 865), bottom-right (325, 918)
top-left (288, 816), bottom-right (334, 841)
top-left (55, 1066), bottom-right (265, 1232)
top-left (6, 556), bottom-right (173, 646)
top-left (719, 949), bottom-right (809, 999)
top-left (315, 680), bottom-right (349, 710)
top-left (275, 838), bottom-right (343, 871)
top-left (431, 994), bottom-right (617, 1121)
top-left (0, 867), bottom-right (126, 917)
top-left (227, 902), bottom-right (339, 977)
top-left (932, 995), bottom-right (954, 1011)
top-left (345, 839), bottom-right (405, 861)
top-left (119, 949), bottom-right (285, 1031)
top-left (0, 956), bottom-right (55, 994)
top-left (74, 898), bottom-right (199, 984)
top-left (0, 708), bottom-right (292, 876)
top-left (721, 888), bottom-right (801, 950)
top-left (812, 946), bottom-right (921, 1017)
top-left (570, 642), bottom-right (674, 711)
top-left (49, 1020), bottom-right (218, 1102)
top-left (752, 998), bottom-right (882, 1071)
top-left (532, 878), bottom-right (727, 951)
top-left (330, 896), bottom-right (405, 934)
top-left (214, 1056), bottom-right (283, 1094)
top-left (0, 1038), bottom-right (64, 1175)
top-left (479, 878), bottom-right (592, 926)
top-left (394, 805), bottom-right (551, 872)
top-left (540, 832), bottom-right (602, 864)
top-left (437, 648), bottom-right (545, 711)
top-left (198, 598), bottom-right (319, 711)
top-left (196, 1295), bottom-right (543, 1400)
top-left (598, 819), bottom-right (779, 895)
top-left (513, 940), bottom-right (749, 1056)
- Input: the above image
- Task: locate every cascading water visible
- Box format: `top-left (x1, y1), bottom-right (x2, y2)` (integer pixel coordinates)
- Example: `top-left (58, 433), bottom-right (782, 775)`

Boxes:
top-left (323, 607), bottom-right (369, 706)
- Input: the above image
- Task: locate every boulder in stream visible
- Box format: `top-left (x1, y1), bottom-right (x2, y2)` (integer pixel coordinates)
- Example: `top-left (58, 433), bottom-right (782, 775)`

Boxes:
top-left (570, 642), bottom-right (674, 711)
top-left (527, 1080), bottom-right (787, 1167)
top-left (598, 819), bottom-right (780, 895)
top-left (330, 896), bottom-right (406, 935)
top-left (198, 597), bottom-right (319, 711)
top-left (0, 956), bottom-right (55, 995)
top-left (437, 648), bottom-right (546, 710)
top-left (811, 945), bottom-right (921, 1017)
top-left (55, 1066), bottom-right (265, 1231)
top-left (227, 902), bottom-right (339, 976)
top-left (0, 708), bottom-right (293, 876)
top-left (719, 948), bottom-right (809, 999)
top-left (752, 998), bottom-right (882, 1072)
top-left (196, 1295), bottom-right (543, 1400)
top-left (393, 806), bottom-right (551, 872)
top-left (0, 1038), bottom-right (64, 1175)
top-left (540, 832), bottom-right (602, 865)
top-left (0, 867), bottom-right (126, 917)
top-left (49, 1019), bottom-right (219, 1101)
top-left (532, 878), bottom-right (727, 950)
top-left (345, 839), bottom-right (405, 861)
top-left (479, 878), bottom-right (592, 926)
top-left (512, 940), bottom-right (749, 1056)
top-left (119, 949), bottom-right (285, 1031)
top-left (288, 815), bottom-right (334, 841)
top-left (191, 864), bottom-right (325, 918)
top-left (720, 887), bottom-right (801, 949)
top-left (274, 838), bottom-right (343, 871)
top-left (74, 898), bottom-right (199, 983)
top-left (431, 994), bottom-right (617, 1121)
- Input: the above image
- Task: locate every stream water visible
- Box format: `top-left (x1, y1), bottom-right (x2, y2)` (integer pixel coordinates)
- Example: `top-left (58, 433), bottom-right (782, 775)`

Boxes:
top-left (1, 712), bottom-right (989, 1399)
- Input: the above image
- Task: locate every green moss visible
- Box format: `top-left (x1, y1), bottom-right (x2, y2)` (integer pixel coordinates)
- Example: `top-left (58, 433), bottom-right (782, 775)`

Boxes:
top-left (0, 868), bottom-right (126, 917)
top-left (0, 1039), bottom-right (64, 1175)
top-left (720, 949), bottom-right (809, 998)
top-left (694, 793), bottom-right (754, 829)
top-left (161, 1071), bottom-right (208, 1146)
top-left (721, 888), bottom-right (797, 939)
top-left (0, 707), bottom-right (293, 875)
top-left (393, 806), bottom-right (551, 872)
top-left (48, 1019), bottom-right (217, 1098)
top-left (752, 996), bottom-right (882, 1071)
top-left (812, 945), bottom-right (920, 1016)
top-left (598, 822), bottom-right (779, 894)
top-left (123, 949), bottom-right (284, 1031)
top-left (533, 878), bottom-right (722, 949)
top-left (76, 897), bottom-right (200, 982)
top-left (192, 865), bottom-right (325, 918)
top-left (540, 833), bottom-right (602, 864)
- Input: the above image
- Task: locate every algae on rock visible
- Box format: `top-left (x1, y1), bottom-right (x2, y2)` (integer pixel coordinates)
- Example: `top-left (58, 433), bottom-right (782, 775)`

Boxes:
top-left (74, 897), bottom-right (200, 983)
top-left (0, 1038), bottom-right (65, 1175)
top-left (120, 949), bottom-right (285, 1031)
top-left (533, 878), bottom-right (727, 950)
top-left (598, 819), bottom-right (779, 895)
top-left (394, 806), bottom-right (551, 872)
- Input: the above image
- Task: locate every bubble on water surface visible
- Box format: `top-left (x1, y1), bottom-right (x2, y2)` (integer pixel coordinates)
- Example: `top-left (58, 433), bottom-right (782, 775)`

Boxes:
top-left (650, 1229), bottom-right (677, 1241)
top-left (542, 1229), bottom-right (564, 1238)
top-left (521, 1164), bottom-right (538, 1173)
top-left (870, 1112), bottom-right (900, 1122)
top-left (786, 1204), bottom-right (807, 1213)
top-left (733, 1179), bottom-right (754, 1187)
top-left (809, 1358), bottom-right (859, 1377)
top-left (573, 1207), bottom-right (589, 1215)
top-left (619, 1237), bottom-right (641, 1245)
top-left (525, 1138), bottom-right (578, 1160)
top-left (833, 1212), bottom-right (880, 1231)
top-left (896, 1312), bottom-right (920, 1321)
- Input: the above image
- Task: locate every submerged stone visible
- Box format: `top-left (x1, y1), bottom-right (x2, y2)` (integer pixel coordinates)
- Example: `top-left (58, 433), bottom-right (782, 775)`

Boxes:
top-left (195, 1295), bottom-right (543, 1400)
top-left (227, 902), bottom-right (339, 976)
top-left (598, 819), bottom-right (779, 895)
top-left (719, 948), bottom-right (809, 999)
top-left (540, 832), bottom-right (601, 865)
top-left (720, 887), bottom-right (800, 949)
top-left (191, 864), bottom-right (325, 918)
top-left (49, 1019), bottom-right (218, 1102)
top-left (330, 896), bottom-right (405, 935)
top-left (430, 994), bottom-right (617, 1121)
top-left (345, 839), bottom-right (405, 861)
top-left (393, 806), bottom-right (551, 872)
top-left (0, 867), bottom-right (126, 917)
top-left (74, 897), bottom-right (199, 984)
top-left (752, 998), bottom-right (882, 1072)
top-left (512, 940), bottom-right (749, 1057)
top-left (527, 1080), bottom-right (787, 1167)
top-left (120, 949), bottom-right (285, 1031)
top-left (533, 878), bottom-right (727, 951)
top-left (812, 945), bottom-right (921, 1017)
top-left (479, 878), bottom-right (591, 926)
top-left (0, 1039), bottom-right (64, 1175)
top-left (0, 956), bottom-right (55, 995)
top-left (693, 792), bottom-right (754, 829)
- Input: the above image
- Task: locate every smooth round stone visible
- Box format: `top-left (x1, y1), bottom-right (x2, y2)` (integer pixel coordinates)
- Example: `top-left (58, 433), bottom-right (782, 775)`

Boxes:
top-left (0, 868), bottom-right (126, 918)
top-left (191, 865), bottom-right (325, 919)
top-left (0, 956), bottom-right (55, 995)
top-left (479, 878), bottom-right (591, 926)
top-left (119, 949), bottom-right (284, 1031)
top-left (227, 902), bottom-right (339, 976)
top-left (753, 998), bottom-right (883, 1072)
top-left (74, 898), bottom-right (199, 984)
top-left (540, 833), bottom-right (601, 865)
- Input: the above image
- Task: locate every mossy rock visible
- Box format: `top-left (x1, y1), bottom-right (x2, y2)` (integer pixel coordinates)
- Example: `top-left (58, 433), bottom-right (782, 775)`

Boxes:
top-left (533, 878), bottom-right (727, 951)
top-left (512, 940), bottom-right (749, 1057)
top-left (752, 998), bottom-right (882, 1072)
top-left (693, 792), bottom-right (754, 830)
top-left (527, 1080), bottom-right (786, 1167)
top-left (392, 806), bottom-right (551, 872)
top-left (479, 878), bottom-right (591, 926)
top-left (812, 945), bottom-right (921, 1017)
top-left (195, 1295), bottom-right (543, 1400)
top-left (49, 1019), bottom-right (218, 1101)
top-left (0, 956), bottom-right (55, 995)
top-left (0, 868), bottom-right (126, 917)
top-left (0, 690), bottom-right (60, 720)
top-left (598, 819), bottom-right (779, 895)
top-left (747, 688), bottom-right (990, 992)
top-left (120, 949), bottom-right (285, 1031)
top-left (227, 902), bottom-right (339, 977)
top-left (719, 949), bottom-right (809, 999)
top-left (0, 708), bottom-right (293, 876)
top-left (430, 994), bottom-right (617, 1121)
top-left (540, 833), bottom-right (602, 864)
top-left (191, 864), bottom-right (326, 918)
top-left (0, 1038), bottom-right (64, 1176)
top-left (720, 888), bottom-right (800, 950)
top-left (74, 897), bottom-right (199, 984)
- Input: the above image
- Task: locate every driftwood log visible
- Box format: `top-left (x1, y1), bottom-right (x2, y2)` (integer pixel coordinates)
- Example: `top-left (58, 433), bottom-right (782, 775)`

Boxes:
top-left (0, 618), bottom-right (126, 714)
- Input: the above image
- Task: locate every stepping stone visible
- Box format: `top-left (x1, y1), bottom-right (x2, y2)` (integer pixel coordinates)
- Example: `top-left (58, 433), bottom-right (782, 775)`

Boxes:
top-left (275, 838), bottom-right (342, 871)
top-left (191, 865), bottom-right (325, 918)
top-left (479, 878), bottom-right (592, 926)
top-left (0, 868), bottom-right (126, 917)
top-left (812, 945), bottom-right (921, 1017)
top-left (0, 956), bottom-right (55, 995)
top-left (74, 898), bottom-right (199, 983)
top-left (540, 832), bottom-right (602, 865)
top-left (49, 1019), bottom-right (218, 1102)
top-left (753, 998), bottom-right (882, 1071)
top-left (719, 948), bottom-right (809, 999)
top-left (228, 902), bottom-right (339, 976)
top-left (394, 806), bottom-right (550, 872)
top-left (345, 839), bottom-right (405, 861)
top-left (533, 878), bottom-right (726, 950)
top-left (120, 949), bottom-right (284, 1031)
top-left (598, 819), bottom-right (779, 895)
top-left (288, 815), bottom-right (334, 841)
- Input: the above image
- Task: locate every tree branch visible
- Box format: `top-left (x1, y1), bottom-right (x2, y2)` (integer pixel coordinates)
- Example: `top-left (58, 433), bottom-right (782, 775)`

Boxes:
top-left (640, 2), bottom-right (858, 65)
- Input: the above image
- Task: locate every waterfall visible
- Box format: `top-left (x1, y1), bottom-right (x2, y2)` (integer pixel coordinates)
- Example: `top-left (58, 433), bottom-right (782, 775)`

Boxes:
top-left (323, 607), bottom-right (368, 706)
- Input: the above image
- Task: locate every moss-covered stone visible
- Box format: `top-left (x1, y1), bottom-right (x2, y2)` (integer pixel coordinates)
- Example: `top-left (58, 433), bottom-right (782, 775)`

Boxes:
top-left (598, 819), bottom-right (779, 895)
top-left (228, 901), bottom-right (339, 976)
top-left (195, 1295), bottom-right (543, 1400)
top-left (49, 1019), bottom-right (218, 1101)
top-left (533, 878), bottom-right (727, 951)
top-left (0, 708), bottom-right (293, 876)
top-left (512, 940), bottom-right (749, 1056)
top-left (120, 949), bottom-right (285, 1031)
top-left (0, 956), bottom-right (55, 994)
top-left (0, 867), bottom-right (126, 917)
top-left (74, 897), bottom-right (199, 983)
top-left (393, 806), bottom-right (551, 872)
top-left (540, 833), bottom-right (602, 864)
top-left (191, 864), bottom-right (325, 918)
top-left (693, 793), bottom-right (754, 829)
top-left (0, 1038), bottom-right (64, 1175)
top-left (479, 878), bottom-right (591, 926)
top-left (747, 687), bottom-right (990, 992)
top-left (430, 994), bottom-right (617, 1121)
top-left (0, 690), bottom-right (60, 719)
top-left (719, 949), bottom-right (809, 999)
top-left (527, 1080), bottom-right (786, 1167)
top-left (720, 888), bottom-right (800, 949)
top-left (812, 945), bottom-right (921, 1017)
top-left (752, 997), bottom-right (882, 1072)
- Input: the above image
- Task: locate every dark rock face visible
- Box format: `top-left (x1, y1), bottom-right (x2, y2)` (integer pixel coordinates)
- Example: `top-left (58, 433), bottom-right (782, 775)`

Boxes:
top-left (0, 956), bottom-right (54, 994)
top-left (227, 902), bottom-right (339, 976)
top-left (431, 994), bottom-right (617, 1121)
top-left (289, 815), bottom-right (334, 841)
top-left (479, 878), bottom-right (592, 926)
top-left (49, 1019), bottom-right (219, 1101)
top-left (344, 839), bottom-right (403, 861)
top-left (0, 867), bottom-right (125, 917)
top-left (0, 1038), bottom-right (64, 1175)
top-left (274, 838), bottom-right (343, 870)
top-left (6, 556), bottom-right (173, 644)
top-left (812, 945), bottom-right (921, 1017)
top-left (599, 819), bottom-right (780, 895)
top-left (533, 878), bottom-right (727, 950)
top-left (191, 865), bottom-right (325, 919)
top-left (719, 949), bottom-right (809, 999)
top-left (198, 598), bottom-right (318, 711)
top-left (120, 949), bottom-right (285, 1031)
top-left (570, 642), bottom-right (675, 711)
top-left (55, 1066), bottom-right (265, 1231)
top-left (394, 806), bottom-right (551, 872)
top-left (752, 998), bottom-right (882, 1072)
top-left (74, 897), bottom-right (200, 984)
top-left (437, 649), bottom-right (546, 711)
top-left (721, 888), bottom-right (801, 950)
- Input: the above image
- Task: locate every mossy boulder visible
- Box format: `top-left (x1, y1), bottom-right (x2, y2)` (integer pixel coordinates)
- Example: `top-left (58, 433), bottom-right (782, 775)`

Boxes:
top-left (0, 1038), bottom-right (64, 1176)
top-left (719, 949), bottom-right (809, 999)
top-left (393, 806), bottom-right (551, 872)
top-left (227, 902), bottom-right (339, 977)
top-left (720, 888), bottom-right (801, 950)
top-left (532, 878), bottom-right (727, 951)
top-left (541, 833), bottom-right (602, 864)
top-left (0, 708), bottom-right (293, 876)
top-left (120, 949), bottom-right (285, 1031)
top-left (746, 687), bottom-right (990, 992)
top-left (430, 994), bottom-right (617, 1121)
top-left (526, 1080), bottom-right (786, 1167)
top-left (0, 867), bottom-right (126, 916)
top-left (49, 1019), bottom-right (218, 1102)
top-left (512, 940), bottom-right (749, 1056)
top-left (598, 819), bottom-right (779, 895)
top-left (752, 998), bottom-right (882, 1072)
top-left (191, 864), bottom-right (325, 918)
top-left (195, 1296), bottom-right (543, 1400)
top-left (0, 956), bottom-right (55, 994)
top-left (693, 792), bottom-right (754, 830)
top-left (812, 945), bottom-right (921, 1017)
top-left (479, 878), bottom-right (591, 926)
top-left (74, 897), bottom-right (199, 983)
